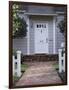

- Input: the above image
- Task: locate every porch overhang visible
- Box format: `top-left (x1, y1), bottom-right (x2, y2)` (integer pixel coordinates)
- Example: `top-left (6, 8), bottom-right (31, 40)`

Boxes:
top-left (24, 12), bottom-right (58, 16)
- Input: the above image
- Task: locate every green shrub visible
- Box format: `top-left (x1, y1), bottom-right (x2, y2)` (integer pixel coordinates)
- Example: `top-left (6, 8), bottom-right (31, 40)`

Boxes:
top-left (13, 49), bottom-right (17, 56)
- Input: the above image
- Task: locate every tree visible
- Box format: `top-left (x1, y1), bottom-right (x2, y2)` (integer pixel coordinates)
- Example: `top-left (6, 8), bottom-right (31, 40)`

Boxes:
top-left (57, 19), bottom-right (65, 36)
top-left (12, 4), bottom-right (27, 38)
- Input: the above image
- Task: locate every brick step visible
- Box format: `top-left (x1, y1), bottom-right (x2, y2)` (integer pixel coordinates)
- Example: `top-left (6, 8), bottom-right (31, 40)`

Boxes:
top-left (21, 54), bottom-right (58, 62)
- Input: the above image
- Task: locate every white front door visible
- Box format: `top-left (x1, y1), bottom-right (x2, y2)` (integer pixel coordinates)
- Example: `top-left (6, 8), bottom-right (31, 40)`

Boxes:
top-left (34, 22), bottom-right (48, 53)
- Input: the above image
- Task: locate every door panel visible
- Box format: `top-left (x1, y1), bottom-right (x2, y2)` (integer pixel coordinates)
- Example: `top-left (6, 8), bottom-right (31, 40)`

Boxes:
top-left (35, 22), bottom-right (48, 53)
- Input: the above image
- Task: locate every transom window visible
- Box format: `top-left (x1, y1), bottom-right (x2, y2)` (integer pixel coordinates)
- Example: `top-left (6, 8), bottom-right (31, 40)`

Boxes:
top-left (36, 24), bottom-right (46, 28)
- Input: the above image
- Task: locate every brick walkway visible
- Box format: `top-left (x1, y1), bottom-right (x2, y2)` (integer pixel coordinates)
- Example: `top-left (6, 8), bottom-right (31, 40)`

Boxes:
top-left (15, 61), bottom-right (62, 87)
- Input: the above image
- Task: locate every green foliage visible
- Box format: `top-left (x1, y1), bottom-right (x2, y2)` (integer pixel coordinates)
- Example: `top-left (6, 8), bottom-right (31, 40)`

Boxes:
top-left (21, 64), bottom-right (29, 72)
top-left (53, 64), bottom-right (59, 70)
top-left (13, 49), bottom-right (17, 55)
top-left (13, 76), bottom-right (19, 84)
top-left (57, 20), bottom-right (65, 35)
top-left (12, 4), bottom-right (27, 38)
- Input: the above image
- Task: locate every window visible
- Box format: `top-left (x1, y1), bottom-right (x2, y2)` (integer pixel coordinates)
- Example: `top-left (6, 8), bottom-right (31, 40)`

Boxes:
top-left (37, 24), bottom-right (46, 28)
top-left (37, 24), bottom-right (38, 28)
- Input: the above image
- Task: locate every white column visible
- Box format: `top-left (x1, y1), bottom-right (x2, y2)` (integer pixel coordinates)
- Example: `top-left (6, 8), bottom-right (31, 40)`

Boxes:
top-left (17, 51), bottom-right (21, 77)
top-left (26, 16), bottom-right (30, 55)
top-left (53, 16), bottom-right (56, 54)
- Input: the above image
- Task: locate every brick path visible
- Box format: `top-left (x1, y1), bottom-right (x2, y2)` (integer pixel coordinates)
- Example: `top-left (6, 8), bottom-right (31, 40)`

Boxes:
top-left (15, 61), bottom-right (62, 86)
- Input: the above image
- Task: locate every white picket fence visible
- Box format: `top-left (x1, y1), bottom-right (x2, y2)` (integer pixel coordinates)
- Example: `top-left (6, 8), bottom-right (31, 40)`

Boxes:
top-left (58, 42), bottom-right (65, 73)
top-left (13, 51), bottom-right (21, 77)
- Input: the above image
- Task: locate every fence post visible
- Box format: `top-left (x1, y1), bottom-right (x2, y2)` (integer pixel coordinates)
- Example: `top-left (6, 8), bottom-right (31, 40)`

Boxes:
top-left (13, 50), bottom-right (21, 77)
top-left (58, 48), bottom-right (65, 73)
top-left (63, 49), bottom-right (65, 72)
top-left (17, 51), bottom-right (21, 77)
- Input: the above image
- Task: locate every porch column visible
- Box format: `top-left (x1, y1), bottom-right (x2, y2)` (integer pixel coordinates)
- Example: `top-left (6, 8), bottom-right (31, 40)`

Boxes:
top-left (53, 16), bottom-right (56, 54)
top-left (26, 16), bottom-right (30, 55)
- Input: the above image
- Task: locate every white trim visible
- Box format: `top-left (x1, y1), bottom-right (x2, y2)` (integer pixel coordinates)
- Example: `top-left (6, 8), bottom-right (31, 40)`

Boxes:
top-left (56, 11), bottom-right (64, 14)
top-left (24, 12), bottom-right (57, 16)
top-left (33, 21), bottom-right (37, 53)
top-left (17, 10), bottom-right (64, 15)
top-left (53, 17), bottom-right (56, 54)
top-left (26, 16), bottom-right (30, 55)
top-left (47, 22), bottom-right (49, 54)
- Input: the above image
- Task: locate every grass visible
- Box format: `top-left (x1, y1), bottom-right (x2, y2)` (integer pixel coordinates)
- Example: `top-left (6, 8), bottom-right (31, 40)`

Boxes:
top-left (21, 63), bottom-right (29, 72)
top-left (53, 63), bottom-right (59, 70)
top-left (13, 76), bottom-right (19, 84)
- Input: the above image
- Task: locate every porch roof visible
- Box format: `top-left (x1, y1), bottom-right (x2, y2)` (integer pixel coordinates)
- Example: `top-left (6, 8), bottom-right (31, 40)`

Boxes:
top-left (24, 12), bottom-right (58, 16)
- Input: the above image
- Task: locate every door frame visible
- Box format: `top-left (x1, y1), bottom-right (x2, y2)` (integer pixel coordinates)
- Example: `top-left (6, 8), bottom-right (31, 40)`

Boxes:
top-left (33, 20), bottom-right (49, 54)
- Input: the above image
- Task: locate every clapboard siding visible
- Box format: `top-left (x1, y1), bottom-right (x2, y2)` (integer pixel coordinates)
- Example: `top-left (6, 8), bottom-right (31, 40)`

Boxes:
top-left (13, 37), bottom-right (27, 55)
top-left (27, 5), bottom-right (55, 14)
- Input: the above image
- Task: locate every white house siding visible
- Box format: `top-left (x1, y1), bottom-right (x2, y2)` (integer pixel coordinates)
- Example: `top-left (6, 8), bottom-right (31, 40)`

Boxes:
top-left (13, 37), bottom-right (27, 55)
top-left (27, 5), bottom-right (55, 14)
top-left (29, 15), bottom-right (64, 54)
top-left (13, 14), bottom-right (64, 55)
top-left (56, 15), bottom-right (64, 53)
top-left (29, 16), bottom-right (54, 54)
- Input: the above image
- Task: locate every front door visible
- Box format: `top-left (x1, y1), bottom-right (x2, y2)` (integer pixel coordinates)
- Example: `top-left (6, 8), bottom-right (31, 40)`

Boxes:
top-left (34, 22), bottom-right (48, 53)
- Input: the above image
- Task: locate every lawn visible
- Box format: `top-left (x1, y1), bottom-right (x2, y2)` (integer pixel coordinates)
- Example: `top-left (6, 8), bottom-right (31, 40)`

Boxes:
top-left (53, 64), bottom-right (59, 70)
top-left (21, 63), bottom-right (29, 72)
